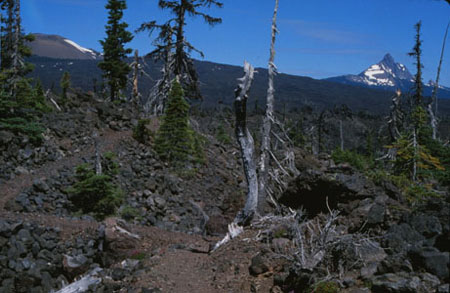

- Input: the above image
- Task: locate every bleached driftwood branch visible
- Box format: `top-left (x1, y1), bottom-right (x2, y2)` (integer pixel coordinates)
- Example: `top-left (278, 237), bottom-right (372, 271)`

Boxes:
top-left (55, 268), bottom-right (102, 293)
top-left (45, 89), bottom-right (62, 112)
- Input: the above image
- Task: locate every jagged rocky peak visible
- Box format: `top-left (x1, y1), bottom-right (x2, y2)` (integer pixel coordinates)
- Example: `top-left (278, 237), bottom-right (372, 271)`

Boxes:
top-left (358, 53), bottom-right (413, 87)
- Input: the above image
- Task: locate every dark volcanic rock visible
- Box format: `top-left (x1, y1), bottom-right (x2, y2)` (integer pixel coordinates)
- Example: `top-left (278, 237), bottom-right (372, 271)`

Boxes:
top-left (249, 254), bottom-right (270, 276)
top-left (371, 273), bottom-right (421, 293)
top-left (409, 247), bottom-right (449, 280)
top-left (279, 169), bottom-right (377, 216)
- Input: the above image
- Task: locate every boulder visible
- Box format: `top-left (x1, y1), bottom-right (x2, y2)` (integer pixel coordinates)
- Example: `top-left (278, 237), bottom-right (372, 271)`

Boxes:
top-left (371, 273), bottom-right (421, 293)
top-left (409, 247), bottom-right (449, 280)
top-left (249, 254), bottom-right (270, 276)
top-left (279, 169), bottom-right (377, 216)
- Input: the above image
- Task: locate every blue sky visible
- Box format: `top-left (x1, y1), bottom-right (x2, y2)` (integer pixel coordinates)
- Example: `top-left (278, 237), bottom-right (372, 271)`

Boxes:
top-left (22, 0), bottom-right (450, 86)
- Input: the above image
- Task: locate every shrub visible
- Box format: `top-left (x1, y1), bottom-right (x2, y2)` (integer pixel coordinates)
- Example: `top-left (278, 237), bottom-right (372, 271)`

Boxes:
top-left (120, 205), bottom-right (140, 220)
top-left (215, 122), bottom-right (232, 145)
top-left (66, 154), bottom-right (123, 220)
top-left (309, 281), bottom-right (339, 293)
top-left (102, 151), bottom-right (120, 175)
top-left (132, 119), bottom-right (152, 144)
top-left (331, 148), bottom-right (369, 171)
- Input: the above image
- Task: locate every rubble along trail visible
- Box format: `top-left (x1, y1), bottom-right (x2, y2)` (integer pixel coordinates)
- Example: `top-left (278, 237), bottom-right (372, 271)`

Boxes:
top-left (0, 129), bottom-right (131, 210)
top-left (0, 127), bottom-right (266, 292)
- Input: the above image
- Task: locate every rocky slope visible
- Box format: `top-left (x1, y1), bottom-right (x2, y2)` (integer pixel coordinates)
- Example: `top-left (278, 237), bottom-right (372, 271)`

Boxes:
top-left (0, 90), bottom-right (448, 292)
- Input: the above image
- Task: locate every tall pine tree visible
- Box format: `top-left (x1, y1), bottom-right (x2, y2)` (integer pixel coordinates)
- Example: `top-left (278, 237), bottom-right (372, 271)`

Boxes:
top-left (98, 0), bottom-right (133, 101)
top-left (137, 0), bottom-right (223, 104)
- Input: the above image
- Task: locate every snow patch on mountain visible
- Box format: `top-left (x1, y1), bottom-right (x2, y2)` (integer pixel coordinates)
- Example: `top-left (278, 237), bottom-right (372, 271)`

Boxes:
top-left (63, 39), bottom-right (97, 59)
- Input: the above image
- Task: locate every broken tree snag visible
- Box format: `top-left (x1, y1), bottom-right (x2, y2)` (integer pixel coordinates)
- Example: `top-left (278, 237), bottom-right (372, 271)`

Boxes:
top-left (132, 49), bottom-right (140, 103)
top-left (428, 102), bottom-right (438, 141)
top-left (388, 89), bottom-right (403, 141)
top-left (93, 132), bottom-right (102, 175)
top-left (234, 61), bottom-right (258, 226)
top-left (258, 0), bottom-right (279, 215)
top-left (430, 21), bottom-right (449, 139)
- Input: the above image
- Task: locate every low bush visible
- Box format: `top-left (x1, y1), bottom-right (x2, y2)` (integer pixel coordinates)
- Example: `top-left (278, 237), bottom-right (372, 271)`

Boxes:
top-left (66, 153), bottom-right (123, 220)
top-left (331, 148), bottom-right (370, 171)
top-left (132, 119), bottom-right (152, 144)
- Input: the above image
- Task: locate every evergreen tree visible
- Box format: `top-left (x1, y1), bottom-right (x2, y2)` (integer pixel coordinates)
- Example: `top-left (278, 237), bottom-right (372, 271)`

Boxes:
top-left (0, 0), bottom-right (48, 143)
top-left (98, 0), bottom-right (133, 101)
top-left (388, 22), bottom-right (444, 182)
top-left (408, 21), bottom-right (424, 107)
top-left (0, 0), bottom-right (34, 90)
top-left (137, 0), bottom-right (223, 103)
top-left (60, 71), bottom-right (71, 104)
top-left (155, 80), bottom-right (202, 165)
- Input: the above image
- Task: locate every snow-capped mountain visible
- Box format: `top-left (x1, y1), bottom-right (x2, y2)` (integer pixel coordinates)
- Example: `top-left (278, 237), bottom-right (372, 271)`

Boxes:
top-left (26, 33), bottom-right (101, 60)
top-left (326, 54), bottom-right (414, 89)
top-left (326, 54), bottom-right (450, 98)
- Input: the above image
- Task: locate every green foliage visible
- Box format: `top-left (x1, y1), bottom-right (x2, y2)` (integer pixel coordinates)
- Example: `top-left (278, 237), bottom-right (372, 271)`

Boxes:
top-left (331, 148), bottom-right (370, 171)
top-left (98, 0), bottom-right (133, 101)
top-left (215, 122), bottom-right (231, 145)
top-left (308, 281), bottom-right (339, 293)
top-left (405, 183), bottom-right (441, 205)
top-left (367, 170), bottom-right (440, 205)
top-left (155, 80), bottom-right (204, 166)
top-left (132, 119), bottom-right (152, 144)
top-left (66, 153), bottom-right (123, 220)
top-left (287, 119), bottom-right (306, 147)
top-left (130, 250), bottom-right (147, 261)
top-left (273, 227), bottom-right (288, 239)
top-left (387, 133), bottom-right (444, 180)
top-left (120, 205), bottom-right (140, 220)
top-left (103, 151), bottom-right (120, 175)
top-left (136, 0), bottom-right (222, 99)
top-left (60, 71), bottom-right (71, 104)
top-left (0, 78), bottom-right (50, 144)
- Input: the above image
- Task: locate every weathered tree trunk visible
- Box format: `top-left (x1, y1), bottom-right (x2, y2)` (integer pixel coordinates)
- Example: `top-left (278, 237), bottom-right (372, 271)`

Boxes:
top-left (412, 128), bottom-right (417, 182)
top-left (388, 89), bottom-right (403, 141)
top-left (94, 132), bottom-right (102, 175)
top-left (11, 0), bottom-right (20, 98)
top-left (428, 102), bottom-right (438, 141)
top-left (339, 120), bottom-right (344, 150)
top-left (430, 22), bottom-right (449, 140)
top-left (175, 1), bottom-right (186, 77)
top-left (132, 49), bottom-right (139, 102)
top-left (234, 62), bottom-right (258, 225)
top-left (257, 0), bottom-right (279, 215)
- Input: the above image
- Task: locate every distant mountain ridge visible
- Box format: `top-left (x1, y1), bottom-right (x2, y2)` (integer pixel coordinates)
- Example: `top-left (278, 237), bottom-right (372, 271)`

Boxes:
top-left (326, 54), bottom-right (450, 98)
top-left (25, 34), bottom-right (450, 114)
top-left (26, 33), bottom-right (102, 60)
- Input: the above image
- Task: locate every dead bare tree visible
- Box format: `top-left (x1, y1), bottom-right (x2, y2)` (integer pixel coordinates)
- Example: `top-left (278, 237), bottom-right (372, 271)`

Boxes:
top-left (213, 0), bottom-right (281, 250)
top-left (132, 49), bottom-right (140, 103)
top-left (388, 89), bottom-right (403, 141)
top-left (258, 0), bottom-right (279, 215)
top-left (233, 61), bottom-right (258, 225)
top-left (429, 21), bottom-right (449, 140)
top-left (10, 0), bottom-right (20, 98)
